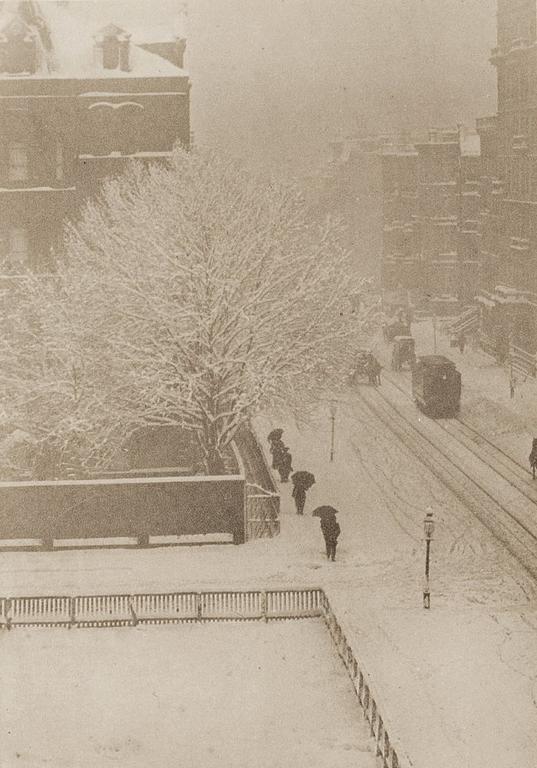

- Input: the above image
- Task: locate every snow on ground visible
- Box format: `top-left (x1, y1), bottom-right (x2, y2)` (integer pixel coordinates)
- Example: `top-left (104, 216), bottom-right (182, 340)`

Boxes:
top-left (1, 621), bottom-right (376, 768)
top-left (3, 333), bottom-right (537, 766)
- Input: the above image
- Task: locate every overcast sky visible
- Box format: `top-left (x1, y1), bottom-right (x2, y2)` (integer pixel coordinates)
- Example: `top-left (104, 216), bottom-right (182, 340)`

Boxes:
top-left (188, 0), bottom-right (497, 167)
top-left (62, 1), bottom-right (498, 168)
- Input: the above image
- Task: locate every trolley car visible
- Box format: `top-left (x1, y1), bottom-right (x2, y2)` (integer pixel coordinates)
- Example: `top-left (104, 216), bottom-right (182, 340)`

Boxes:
top-left (411, 355), bottom-right (461, 417)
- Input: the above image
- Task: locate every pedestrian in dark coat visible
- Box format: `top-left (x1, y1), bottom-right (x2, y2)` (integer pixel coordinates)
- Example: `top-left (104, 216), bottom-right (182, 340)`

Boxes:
top-left (292, 484), bottom-right (307, 515)
top-left (458, 332), bottom-right (466, 354)
top-left (529, 438), bottom-right (537, 479)
top-left (277, 448), bottom-right (293, 482)
top-left (320, 514), bottom-right (341, 561)
top-left (270, 440), bottom-right (286, 470)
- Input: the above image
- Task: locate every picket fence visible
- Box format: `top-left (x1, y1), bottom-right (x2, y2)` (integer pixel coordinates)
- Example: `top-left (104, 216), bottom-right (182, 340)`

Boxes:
top-left (0, 588), bottom-right (409, 768)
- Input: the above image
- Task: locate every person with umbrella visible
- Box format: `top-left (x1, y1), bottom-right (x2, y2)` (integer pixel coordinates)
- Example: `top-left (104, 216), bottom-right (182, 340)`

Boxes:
top-left (277, 447), bottom-right (293, 482)
top-left (313, 506), bottom-right (341, 561)
top-left (290, 471), bottom-right (315, 515)
top-left (268, 429), bottom-right (285, 470)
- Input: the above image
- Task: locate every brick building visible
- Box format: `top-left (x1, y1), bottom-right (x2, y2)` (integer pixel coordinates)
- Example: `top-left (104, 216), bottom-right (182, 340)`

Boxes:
top-left (476, 0), bottom-right (537, 374)
top-left (380, 137), bottom-right (419, 306)
top-left (381, 129), bottom-right (481, 316)
top-left (0, 1), bottom-right (190, 275)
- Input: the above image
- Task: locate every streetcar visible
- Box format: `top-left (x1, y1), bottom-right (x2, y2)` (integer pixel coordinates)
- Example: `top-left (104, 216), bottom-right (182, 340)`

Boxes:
top-left (411, 355), bottom-right (461, 417)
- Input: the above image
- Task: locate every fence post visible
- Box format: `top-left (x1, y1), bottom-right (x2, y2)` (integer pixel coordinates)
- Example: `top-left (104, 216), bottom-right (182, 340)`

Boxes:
top-left (69, 596), bottom-right (76, 628)
top-left (261, 591), bottom-right (267, 622)
top-left (197, 593), bottom-right (202, 622)
top-left (128, 596), bottom-right (138, 627)
top-left (5, 598), bottom-right (11, 631)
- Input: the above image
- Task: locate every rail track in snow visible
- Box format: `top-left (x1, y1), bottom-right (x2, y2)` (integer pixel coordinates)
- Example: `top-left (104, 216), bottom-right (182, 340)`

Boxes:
top-left (351, 377), bottom-right (537, 581)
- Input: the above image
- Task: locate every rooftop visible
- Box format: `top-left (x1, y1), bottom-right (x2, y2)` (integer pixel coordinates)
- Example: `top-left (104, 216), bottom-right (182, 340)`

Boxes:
top-left (0, 1), bottom-right (188, 80)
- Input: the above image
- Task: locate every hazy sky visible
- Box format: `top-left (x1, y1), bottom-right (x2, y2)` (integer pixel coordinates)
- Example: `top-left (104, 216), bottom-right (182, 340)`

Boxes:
top-left (188, 0), bottom-right (497, 167)
top-left (56, 1), bottom-right (498, 167)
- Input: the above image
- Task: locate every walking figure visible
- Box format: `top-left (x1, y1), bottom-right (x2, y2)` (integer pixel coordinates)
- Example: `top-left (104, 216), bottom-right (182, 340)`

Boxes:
top-left (312, 505), bottom-right (340, 561)
top-left (268, 429), bottom-right (285, 470)
top-left (529, 438), bottom-right (537, 480)
top-left (277, 448), bottom-right (293, 482)
top-left (458, 332), bottom-right (466, 354)
top-left (290, 471), bottom-right (316, 514)
top-left (321, 514), bottom-right (341, 562)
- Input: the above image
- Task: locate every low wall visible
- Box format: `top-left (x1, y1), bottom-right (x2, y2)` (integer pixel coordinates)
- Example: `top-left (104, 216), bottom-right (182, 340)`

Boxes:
top-left (0, 474), bottom-right (245, 547)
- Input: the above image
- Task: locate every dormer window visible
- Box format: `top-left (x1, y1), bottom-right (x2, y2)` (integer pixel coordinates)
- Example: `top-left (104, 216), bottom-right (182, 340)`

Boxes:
top-left (0, 16), bottom-right (38, 75)
top-left (93, 24), bottom-right (131, 72)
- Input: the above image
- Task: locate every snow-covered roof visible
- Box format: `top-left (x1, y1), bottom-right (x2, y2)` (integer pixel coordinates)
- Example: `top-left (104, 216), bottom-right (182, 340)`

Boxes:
top-left (0, 1), bottom-right (188, 80)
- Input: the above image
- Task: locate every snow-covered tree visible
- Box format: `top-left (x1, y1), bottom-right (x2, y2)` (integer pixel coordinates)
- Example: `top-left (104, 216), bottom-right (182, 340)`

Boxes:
top-left (1, 148), bottom-right (370, 476)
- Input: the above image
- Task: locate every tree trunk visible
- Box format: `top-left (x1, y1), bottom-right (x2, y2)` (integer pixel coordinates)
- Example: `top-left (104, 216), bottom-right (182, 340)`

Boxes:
top-left (205, 447), bottom-right (226, 475)
top-left (197, 420), bottom-right (227, 475)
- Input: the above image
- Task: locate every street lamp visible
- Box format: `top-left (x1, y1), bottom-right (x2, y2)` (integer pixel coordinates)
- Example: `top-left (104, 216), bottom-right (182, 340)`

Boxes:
top-left (423, 510), bottom-right (435, 609)
top-left (329, 401), bottom-right (337, 462)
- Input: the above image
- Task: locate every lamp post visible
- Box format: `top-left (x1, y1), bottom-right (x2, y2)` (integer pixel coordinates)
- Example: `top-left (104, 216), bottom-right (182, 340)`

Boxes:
top-left (423, 510), bottom-right (435, 609)
top-left (329, 402), bottom-right (337, 462)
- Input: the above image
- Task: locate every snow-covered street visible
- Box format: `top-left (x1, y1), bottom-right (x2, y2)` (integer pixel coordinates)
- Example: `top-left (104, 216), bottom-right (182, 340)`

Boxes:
top-left (3, 377), bottom-right (537, 767)
top-left (1, 621), bottom-right (376, 768)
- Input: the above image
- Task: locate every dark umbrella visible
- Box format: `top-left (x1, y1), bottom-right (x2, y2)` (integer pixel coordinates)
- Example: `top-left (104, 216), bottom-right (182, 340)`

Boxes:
top-left (312, 505), bottom-right (339, 518)
top-left (291, 471), bottom-right (316, 490)
top-left (268, 429), bottom-right (284, 443)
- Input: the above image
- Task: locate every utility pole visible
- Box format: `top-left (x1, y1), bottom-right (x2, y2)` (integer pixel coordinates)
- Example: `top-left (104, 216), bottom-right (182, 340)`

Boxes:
top-left (329, 402), bottom-right (337, 462)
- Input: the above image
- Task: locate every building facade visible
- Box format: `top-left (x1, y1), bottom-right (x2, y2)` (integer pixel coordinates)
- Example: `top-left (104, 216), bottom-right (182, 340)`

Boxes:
top-left (477, 0), bottom-right (537, 373)
top-left (0, 1), bottom-right (190, 276)
top-left (381, 129), bottom-right (480, 316)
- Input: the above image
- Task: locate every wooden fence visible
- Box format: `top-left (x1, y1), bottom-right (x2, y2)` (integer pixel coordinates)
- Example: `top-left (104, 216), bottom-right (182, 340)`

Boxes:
top-left (0, 587), bottom-right (410, 768)
top-left (320, 593), bottom-right (410, 768)
top-left (0, 588), bottom-right (323, 629)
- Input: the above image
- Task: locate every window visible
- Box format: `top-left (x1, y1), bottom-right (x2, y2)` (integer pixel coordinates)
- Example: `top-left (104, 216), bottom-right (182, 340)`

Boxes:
top-left (0, 227), bottom-right (28, 274)
top-left (8, 142), bottom-right (28, 181)
top-left (55, 142), bottom-right (63, 181)
top-left (10, 227), bottom-right (28, 263)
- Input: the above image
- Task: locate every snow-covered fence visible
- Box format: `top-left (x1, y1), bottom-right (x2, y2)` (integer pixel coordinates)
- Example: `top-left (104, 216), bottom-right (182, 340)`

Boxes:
top-left (265, 588), bottom-right (321, 619)
top-left (233, 428), bottom-right (280, 540)
top-left (0, 588), bottom-right (323, 628)
top-left (321, 594), bottom-right (411, 768)
top-left (1, 588), bottom-right (410, 765)
top-left (132, 592), bottom-right (199, 624)
top-left (9, 596), bottom-right (72, 627)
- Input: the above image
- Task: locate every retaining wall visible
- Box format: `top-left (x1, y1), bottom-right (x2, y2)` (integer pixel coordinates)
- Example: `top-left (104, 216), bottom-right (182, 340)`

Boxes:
top-left (0, 474), bottom-right (246, 547)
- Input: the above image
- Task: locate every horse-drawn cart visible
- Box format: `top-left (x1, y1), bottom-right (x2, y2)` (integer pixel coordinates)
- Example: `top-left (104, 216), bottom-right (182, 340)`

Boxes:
top-left (350, 350), bottom-right (381, 386)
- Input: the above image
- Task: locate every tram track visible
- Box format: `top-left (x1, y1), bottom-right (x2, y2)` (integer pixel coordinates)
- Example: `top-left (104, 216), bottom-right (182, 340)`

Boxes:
top-left (385, 372), bottom-right (537, 502)
top-left (352, 381), bottom-right (537, 581)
